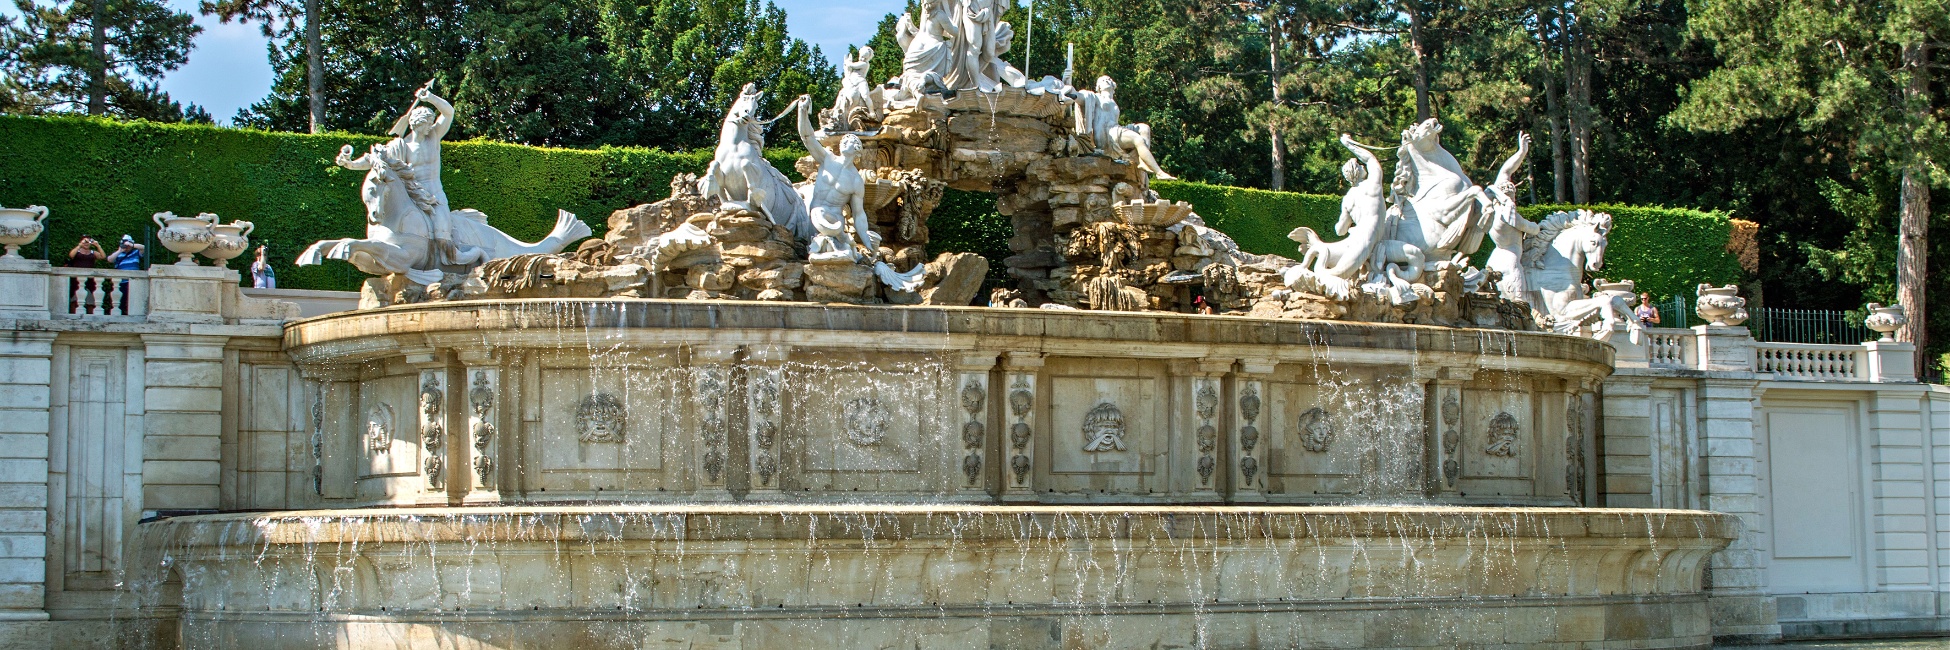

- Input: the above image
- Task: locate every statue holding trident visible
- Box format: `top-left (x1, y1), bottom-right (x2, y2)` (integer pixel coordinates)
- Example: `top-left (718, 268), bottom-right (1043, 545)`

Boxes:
top-left (299, 79), bottom-right (592, 287)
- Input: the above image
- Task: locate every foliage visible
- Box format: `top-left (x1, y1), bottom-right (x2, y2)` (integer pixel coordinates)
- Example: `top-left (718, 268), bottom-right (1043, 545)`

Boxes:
top-left (0, 115), bottom-right (1743, 305)
top-left (234, 0), bottom-right (836, 150)
top-left (1, 0), bottom-right (204, 118)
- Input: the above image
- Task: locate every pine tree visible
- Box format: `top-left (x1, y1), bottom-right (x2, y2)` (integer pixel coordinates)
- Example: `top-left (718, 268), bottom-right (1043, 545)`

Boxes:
top-left (3, 0), bottom-right (201, 118)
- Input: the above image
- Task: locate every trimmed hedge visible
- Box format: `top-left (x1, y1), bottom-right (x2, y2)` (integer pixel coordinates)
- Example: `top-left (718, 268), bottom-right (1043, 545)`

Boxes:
top-left (0, 116), bottom-right (1740, 300)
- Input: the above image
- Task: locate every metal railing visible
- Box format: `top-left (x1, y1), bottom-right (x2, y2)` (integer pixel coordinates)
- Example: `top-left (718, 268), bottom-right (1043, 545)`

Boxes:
top-left (1751, 307), bottom-right (1871, 345)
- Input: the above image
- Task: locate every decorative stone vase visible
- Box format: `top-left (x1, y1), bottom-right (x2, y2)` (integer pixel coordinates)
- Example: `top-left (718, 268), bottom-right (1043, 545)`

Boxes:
top-left (1694, 283), bottom-right (1748, 326)
top-left (153, 211), bottom-right (217, 265)
top-left (0, 205), bottom-right (48, 259)
top-left (1864, 303), bottom-right (1907, 342)
top-left (203, 220), bottom-right (254, 267)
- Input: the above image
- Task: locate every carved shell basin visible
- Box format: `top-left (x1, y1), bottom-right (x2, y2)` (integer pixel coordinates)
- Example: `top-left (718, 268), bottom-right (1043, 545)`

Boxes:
top-left (1113, 199), bottom-right (1195, 228)
top-left (861, 179), bottom-right (902, 211)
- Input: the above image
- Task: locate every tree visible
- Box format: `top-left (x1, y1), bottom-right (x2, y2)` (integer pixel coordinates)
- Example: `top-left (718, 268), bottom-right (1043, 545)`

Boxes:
top-left (1674, 0), bottom-right (1948, 371)
top-left (201, 0), bottom-right (326, 133)
top-left (3, 0), bottom-right (201, 117)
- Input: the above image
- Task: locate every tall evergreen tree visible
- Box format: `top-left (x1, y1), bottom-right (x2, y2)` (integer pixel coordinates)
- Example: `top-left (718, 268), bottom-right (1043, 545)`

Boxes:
top-left (2, 0), bottom-right (202, 118)
top-left (1674, 0), bottom-right (1948, 370)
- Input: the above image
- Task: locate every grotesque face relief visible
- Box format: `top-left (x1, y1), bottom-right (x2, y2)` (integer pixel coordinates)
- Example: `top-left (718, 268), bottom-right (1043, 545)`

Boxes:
top-left (1081, 402), bottom-right (1126, 452)
top-left (577, 393), bottom-right (626, 443)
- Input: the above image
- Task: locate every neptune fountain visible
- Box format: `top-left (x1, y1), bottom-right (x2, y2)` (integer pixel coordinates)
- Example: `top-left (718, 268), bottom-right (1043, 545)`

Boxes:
top-left (132, 3), bottom-right (1732, 648)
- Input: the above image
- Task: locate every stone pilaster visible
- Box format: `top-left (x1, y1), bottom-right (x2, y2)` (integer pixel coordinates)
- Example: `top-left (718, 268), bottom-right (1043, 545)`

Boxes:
top-left (954, 352), bottom-right (998, 497)
top-left (144, 264), bottom-right (227, 324)
top-left (1598, 374), bottom-right (1657, 508)
top-left (1865, 340), bottom-right (1918, 383)
top-left (1177, 358), bottom-right (1233, 497)
top-left (1696, 325), bottom-right (1755, 372)
top-left (139, 333), bottom-right (227, 513)
top-left (998, 352), bottom-right (1042, 502)
top-left (743, 345), bottom-right (788, 497)
top-left (692, 347), bottom-right (737, 500)
top-left (1699, 376), bottom-right (1780, 642)
top-left (1865, 389), bottom-right (1931, 590)
top-left (1422, 367), bottom-right (1474, 497)
top-left (457, 350), bottom-right (499, 503)
top-left (0, 258), bottom-right (51, 321)
top-left (0, 331), bottom-right (53, 649)
top-left (400, 348), bottom-right (451, 504)
top-left (1232, 359), bottom-right (1275, 502)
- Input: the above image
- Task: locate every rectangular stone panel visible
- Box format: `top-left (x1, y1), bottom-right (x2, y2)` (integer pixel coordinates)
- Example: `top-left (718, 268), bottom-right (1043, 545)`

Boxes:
top-left (534, 363), bottom-right (672, 491)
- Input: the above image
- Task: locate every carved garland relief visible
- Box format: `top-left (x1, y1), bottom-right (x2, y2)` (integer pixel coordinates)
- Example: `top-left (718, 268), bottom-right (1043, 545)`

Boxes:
top-left (469, 371), bottom-right (495, 488)
top-left (751, 373), bottom-right (781, 488)
top-left (1565, 396), bottom-right (1586, 505)
top-left (960, 379), bottom-right (986, 486)
top-left (419, 374), bottom-right (445, 490)
top-left (1238, 383), bottom-right (1261, 484)
top-left (698, 372), bottom-right (727, 483)
top-left (1008, 376), bottom-right (1033, 486)
top-left (1440, 393), bottom-right (1461, 486)
top-left (1194, 381), bottom-right (1218, 486)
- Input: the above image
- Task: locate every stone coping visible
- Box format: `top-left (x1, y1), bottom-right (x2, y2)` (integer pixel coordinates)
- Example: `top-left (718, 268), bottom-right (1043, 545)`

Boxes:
top-left (150, 504), bottom-right (1737, 545)
top-left (283, 298), bottom-right (1614, 372)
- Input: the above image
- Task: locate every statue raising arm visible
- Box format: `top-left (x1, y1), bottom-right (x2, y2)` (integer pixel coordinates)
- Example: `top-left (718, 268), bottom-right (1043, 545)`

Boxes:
top-left (1337, 133), bottom-right (1383, 237)
top-left (416, 88), bottom-right (455, 141)
top-left (1493, 132), bottom-right (1530, 190)
top-left (335, 144), bottom-right (378, 171)
top-left (794, 95), bottom-right (828, 165)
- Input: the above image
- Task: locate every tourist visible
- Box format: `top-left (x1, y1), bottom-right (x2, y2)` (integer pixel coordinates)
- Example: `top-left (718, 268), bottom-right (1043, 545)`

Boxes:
top-left (67, 235), bottom-right (105, 268)
top-left (106, 235), bottom-right (144, 270)
top-left (1635, 292), bottom-right (1661, 327)
top-left (250, 245), bottom-right (276, 289)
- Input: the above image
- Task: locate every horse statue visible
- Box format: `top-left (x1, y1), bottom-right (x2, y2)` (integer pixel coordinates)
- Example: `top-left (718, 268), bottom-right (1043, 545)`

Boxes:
top-left (1388, 119), bottom-right (1487, 260)
top-left (297, 86), bottom-right (590, 286)
top-left (1522, 209), bottom-right (1612, 324)
top-left (699, 83), bottom-right (813, 242)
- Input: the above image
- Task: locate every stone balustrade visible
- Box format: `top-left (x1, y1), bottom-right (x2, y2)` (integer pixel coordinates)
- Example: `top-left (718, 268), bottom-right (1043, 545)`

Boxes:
top-left (48, 268), bottom-right (147, 319)
top-left (1615, 324), bottom-right (1916, 383)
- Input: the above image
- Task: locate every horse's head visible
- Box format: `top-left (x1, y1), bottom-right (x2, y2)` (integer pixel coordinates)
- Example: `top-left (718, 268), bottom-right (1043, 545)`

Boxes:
top-left (727, 83), bottom-right (764, 124)
top-left (1572, 210), bottom-right (1611, 272)
top-left (1402, 118), bottom-right (1444, 152)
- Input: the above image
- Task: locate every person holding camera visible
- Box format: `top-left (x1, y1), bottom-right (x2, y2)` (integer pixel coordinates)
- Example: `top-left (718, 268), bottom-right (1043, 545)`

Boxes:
top-left (107, 235), bottom-right (145, 270)
top-left (67, 235), bottom-right (106, 268)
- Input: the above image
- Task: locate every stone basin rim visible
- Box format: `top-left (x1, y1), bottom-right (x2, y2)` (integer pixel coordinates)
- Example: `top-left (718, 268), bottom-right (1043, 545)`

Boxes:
top-left (151, 504), bottom-right (1733, 525)
top-left (281, 297), bottom-right (1613, 366)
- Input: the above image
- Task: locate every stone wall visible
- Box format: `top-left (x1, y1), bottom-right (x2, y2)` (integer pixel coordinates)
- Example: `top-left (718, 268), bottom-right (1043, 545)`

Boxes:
top-left (1605, 326), bottom-right (1950, 642)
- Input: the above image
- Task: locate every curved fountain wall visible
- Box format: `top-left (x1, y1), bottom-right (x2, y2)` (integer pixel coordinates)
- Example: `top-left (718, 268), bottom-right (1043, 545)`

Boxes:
top-left (134, 299), bottom-right (1736, 648)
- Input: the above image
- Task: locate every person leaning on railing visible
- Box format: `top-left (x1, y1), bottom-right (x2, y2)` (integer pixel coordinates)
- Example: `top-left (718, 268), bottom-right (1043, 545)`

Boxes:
top-left (106, 235), bottom-right (145, 313)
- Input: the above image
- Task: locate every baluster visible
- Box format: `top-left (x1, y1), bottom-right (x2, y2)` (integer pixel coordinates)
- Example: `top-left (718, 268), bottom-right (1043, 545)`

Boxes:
top-left (70, 278), bottom-right (87, 315)
top-left (88, 277), bottom-right (106, 315)
top-left (106, 278), bottom-right (124, 315)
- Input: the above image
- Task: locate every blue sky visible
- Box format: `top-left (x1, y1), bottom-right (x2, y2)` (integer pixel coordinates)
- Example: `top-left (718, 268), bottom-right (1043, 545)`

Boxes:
top-left (120, 0), bottom-right (908, 124)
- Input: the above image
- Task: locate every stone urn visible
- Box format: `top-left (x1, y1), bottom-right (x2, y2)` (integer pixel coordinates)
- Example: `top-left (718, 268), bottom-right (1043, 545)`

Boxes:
top-left (153, 211), bottom-right (217, 265)
top-left (1864, 303), bottom-right (1907, 342)
top-left (1694, 283), bottom-right (1748, 326)
top-left (202, 220), bottom-right (254, 267)
top-left (0, 205), bottom-right (48, 260)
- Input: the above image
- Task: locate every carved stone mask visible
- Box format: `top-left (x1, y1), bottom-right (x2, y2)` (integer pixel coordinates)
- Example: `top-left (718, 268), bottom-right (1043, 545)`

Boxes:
top-left (577, 393), bottom-right (626, 443)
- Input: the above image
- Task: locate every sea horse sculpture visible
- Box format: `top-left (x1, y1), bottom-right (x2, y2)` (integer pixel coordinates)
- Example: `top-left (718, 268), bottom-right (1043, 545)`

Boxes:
top-left (700, 83), bottom-right (813, 242)
top-left (298, 82), bottom-right (590, 286)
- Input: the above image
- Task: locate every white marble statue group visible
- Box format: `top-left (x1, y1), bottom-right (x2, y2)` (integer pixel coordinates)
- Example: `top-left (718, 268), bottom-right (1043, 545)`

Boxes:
top-left (1283, 120), bottom-right (1634, 340)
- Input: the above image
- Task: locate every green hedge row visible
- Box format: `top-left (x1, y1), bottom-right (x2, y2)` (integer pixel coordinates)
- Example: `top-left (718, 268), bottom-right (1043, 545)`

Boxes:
top-left (0, 116), bottom-right (1740, 300)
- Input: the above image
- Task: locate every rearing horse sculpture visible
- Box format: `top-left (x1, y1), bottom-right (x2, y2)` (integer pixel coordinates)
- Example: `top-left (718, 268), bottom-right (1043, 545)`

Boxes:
top-left (1389, 119), bottom-right (1487, 260)
top-left (700, 83), bottom-right (813, 243)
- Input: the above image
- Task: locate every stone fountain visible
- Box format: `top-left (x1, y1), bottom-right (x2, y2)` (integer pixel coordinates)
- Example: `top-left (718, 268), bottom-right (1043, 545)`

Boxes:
top-left (134, 7), bottom-right (1734, 648)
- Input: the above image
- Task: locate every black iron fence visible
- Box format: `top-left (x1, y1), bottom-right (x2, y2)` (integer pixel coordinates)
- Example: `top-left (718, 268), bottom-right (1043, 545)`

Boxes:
top-left (1643, 297), bottom-right (1870, 345)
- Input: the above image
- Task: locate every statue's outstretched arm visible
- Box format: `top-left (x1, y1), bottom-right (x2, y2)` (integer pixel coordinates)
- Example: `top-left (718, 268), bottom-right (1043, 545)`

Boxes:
top-left (335, 144), bottom-right (375, 171)
top-left (1495, 132), bottom-right (1531, 188)
top-left (794, 95), bottom-right (830, 164)
top-left (1340, 133), bottom-right (1381, 181)
top-left (418, 89), bottom-right (455, 139)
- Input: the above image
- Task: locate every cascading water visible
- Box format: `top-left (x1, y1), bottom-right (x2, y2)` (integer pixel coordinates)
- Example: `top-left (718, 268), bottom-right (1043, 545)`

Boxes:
top-left (127, 299), bottom-right (1735, 649)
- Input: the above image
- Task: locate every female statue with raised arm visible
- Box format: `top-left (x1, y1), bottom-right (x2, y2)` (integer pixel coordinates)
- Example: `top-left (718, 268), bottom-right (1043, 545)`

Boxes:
top-left (795, 95), bottom-right (875, 263)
